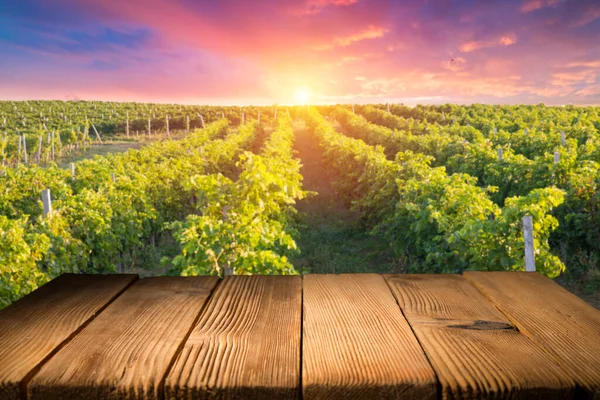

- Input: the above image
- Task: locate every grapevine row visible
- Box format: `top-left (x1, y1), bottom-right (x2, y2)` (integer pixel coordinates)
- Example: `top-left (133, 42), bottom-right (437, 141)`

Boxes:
top-left (0, 119), bottom-right (260, 307)
top-left (169, 113), bottom-right (307, 276)
top-left (307, 108), bottom-right (565, 276)
top-left (335, 106), bottom-right (600, 274)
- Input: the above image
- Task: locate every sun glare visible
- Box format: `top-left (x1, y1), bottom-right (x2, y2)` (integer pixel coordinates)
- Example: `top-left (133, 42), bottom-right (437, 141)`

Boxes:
top-left (293, 87), bottom-right (312, 105)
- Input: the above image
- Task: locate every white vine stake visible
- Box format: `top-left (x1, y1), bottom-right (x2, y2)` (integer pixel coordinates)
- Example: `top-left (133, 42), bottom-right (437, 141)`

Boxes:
top-left (497, 147), bottom-right (503, 161)
top-left (91, 124), bottom-right (103, 143)
top-left (166, 115), bottom-right (170, 137)
top-left (522, 215), bottom-right (535, 272)
top-left (554, 151), bottom-right (560, 164)
top-left (42, 189), bottom-right (52, 216)
top-left (37, 135), bottom-right (42, 164)
top-left (22, 134), bottom-right (28, 165)
top-left (70, 162), bottom-right (75, 177)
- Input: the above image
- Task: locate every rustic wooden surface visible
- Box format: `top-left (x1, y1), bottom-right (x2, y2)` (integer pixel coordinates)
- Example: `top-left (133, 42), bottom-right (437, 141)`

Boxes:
top-left (385, 274), bottom-right (575, 399)
top-left (28, 276), bottom-right (218, 400)
top-left (0, 274), bottom-right (137, 400)
top-left (1, 272), bottom-right (599, 400)
top-left (302, 274), bottom-right (437, 399)
top-left (465, 271), bottom-right (600, 398)
top-left (165, 275), bottom-right (302, 399)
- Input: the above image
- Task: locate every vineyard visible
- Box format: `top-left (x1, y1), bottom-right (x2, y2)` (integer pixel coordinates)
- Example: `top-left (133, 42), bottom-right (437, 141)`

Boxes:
top-left (1, 101), bottom-right (599, 308)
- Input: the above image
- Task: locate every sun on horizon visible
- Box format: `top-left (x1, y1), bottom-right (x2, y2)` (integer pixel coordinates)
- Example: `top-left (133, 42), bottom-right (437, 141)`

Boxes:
top-left (293, 87), bottom-right (312, 105)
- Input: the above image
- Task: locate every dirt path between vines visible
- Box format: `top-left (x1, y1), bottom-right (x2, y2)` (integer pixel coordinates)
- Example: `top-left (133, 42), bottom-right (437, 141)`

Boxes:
top-left (291, 121), bottom-right (400, 274)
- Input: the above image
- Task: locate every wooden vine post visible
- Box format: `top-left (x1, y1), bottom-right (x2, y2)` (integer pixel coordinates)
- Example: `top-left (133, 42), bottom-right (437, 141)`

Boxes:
top-left (51, 131), bottom-right (55, 160)
top-left (126, 113), bottom-right (130, 138)
top-left (148, 117), bottom-right (151, 138)
top-left (91, 124), bottom-right (103, 144)
top-left (166, 115), bottom-right (170, 137)
top-left (37, 135), bottom-right (43, 164)
top-left (42, 189), bottom-right (52, 216)
top-left (186, 115), bottom-right (190, 133)
top-left (22, 134), bottom-right (28, 165)
top-left (522, 215), bottom-right (535, 272)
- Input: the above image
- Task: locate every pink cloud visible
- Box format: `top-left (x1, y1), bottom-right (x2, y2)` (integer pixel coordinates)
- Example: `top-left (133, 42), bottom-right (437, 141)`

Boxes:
top-left (333, 25), bottom-right (389, 47)
top-left (2, 0), bottom-right (600, 104)
top-left (520, 0), bottom-right (561, 13)
top-left (565, 60), bottom-right (600, 68)
top-left (297, 0), bottom-right (359, 15)
top-left (460, 33), bottom-right (518, 53)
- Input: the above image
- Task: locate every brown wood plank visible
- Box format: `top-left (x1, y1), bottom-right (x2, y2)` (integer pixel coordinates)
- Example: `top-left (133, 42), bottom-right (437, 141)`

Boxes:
top-left (165, 275), bottom-right (302, 399)
top-left (464, 271), bottom-right (600, 397)
top-left (302, 274), bottom-right (437, 399)
top-left (28, 276), bottom-right (219, 400)
top-left (385, 274), bottom-right (575, 399)
top-left (0, 273), bottom-right (137, 400)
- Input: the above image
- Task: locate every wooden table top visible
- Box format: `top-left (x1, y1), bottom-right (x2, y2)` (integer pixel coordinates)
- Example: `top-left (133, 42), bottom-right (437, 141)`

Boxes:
top-left (0, 272), bottom-right (599, 399)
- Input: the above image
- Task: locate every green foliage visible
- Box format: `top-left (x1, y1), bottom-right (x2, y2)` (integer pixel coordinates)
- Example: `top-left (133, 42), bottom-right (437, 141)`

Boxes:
top-left (339, 104), bottom-right (599, 278)
top-left (170, 114), bottom-right (306, 276)
top-left (0, 119), bottom-right (261, 308)
top-left (0, 216), bottom-right (50, 308)
top-left (308, 108), bottom-right (567, 277)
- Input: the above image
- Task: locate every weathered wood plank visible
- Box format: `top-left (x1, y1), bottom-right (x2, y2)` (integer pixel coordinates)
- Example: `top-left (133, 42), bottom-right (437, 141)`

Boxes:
top-left (302, 274), bottom-right (437, 399)
top-left (385, 274), bottom-right (574, 399)
top-left (0, 273), bottom-right (137, 400)
top-left (28, 276), bottom-right (219, 400)
top-left (165, 275), bottom-right (302, 399)
top-left (464, 271), bottom-right (600, 397)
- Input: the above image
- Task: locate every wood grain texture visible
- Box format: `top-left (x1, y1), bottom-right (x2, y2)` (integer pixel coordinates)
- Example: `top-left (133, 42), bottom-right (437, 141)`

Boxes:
top-left (385, 274), bottom-right (575, 399)
top-left (464, 271), bottom-right (600, 398)
top-left (165, 275), bottom-right (302, 400)
top-left (28, 276), bottom-right (219, 400)
top-left (0, 273), bottom-right (137, 400)
top-left (302, 274), bottom-right (437, 400)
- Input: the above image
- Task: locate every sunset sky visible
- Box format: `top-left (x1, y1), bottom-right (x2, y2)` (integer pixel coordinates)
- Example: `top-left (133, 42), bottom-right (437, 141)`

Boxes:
top-left (1, 0), bottom-right (599, 105)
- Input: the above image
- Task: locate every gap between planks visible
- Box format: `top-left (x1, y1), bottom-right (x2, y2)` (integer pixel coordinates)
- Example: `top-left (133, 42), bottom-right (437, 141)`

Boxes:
top-left (27, 277), bottom-right (220, 399)
top-left (20, 276), bottom-right (139, 400)
top-left (158, 278), bottom-right (223, 399)
top-left (0, 274), bottom-right (138, 400)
